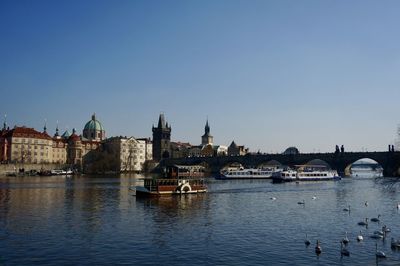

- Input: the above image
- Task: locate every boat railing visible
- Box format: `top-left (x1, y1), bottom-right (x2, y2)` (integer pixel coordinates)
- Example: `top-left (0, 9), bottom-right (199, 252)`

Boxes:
top-left (144, 177), bottom-right (205, 191)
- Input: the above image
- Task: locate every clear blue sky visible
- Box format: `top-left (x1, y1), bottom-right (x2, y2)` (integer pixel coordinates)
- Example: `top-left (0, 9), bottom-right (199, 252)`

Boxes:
top-left (1, 0), bottom-right (399, 153)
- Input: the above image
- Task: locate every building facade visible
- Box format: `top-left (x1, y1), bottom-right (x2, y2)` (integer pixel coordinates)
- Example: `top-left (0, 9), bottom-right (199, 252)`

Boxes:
top-left (98, 136), bottom-right (152, 172)
top-left (228, 141), bottom-right (248, 156)
top-left (152, 113), bottom-right (171, 161)
top-left (0, 114), bottom-right (103, 169)
top-left (170, 141), bottom-right (192, 158)
top-left (0, 126), bottom-right (53, 164)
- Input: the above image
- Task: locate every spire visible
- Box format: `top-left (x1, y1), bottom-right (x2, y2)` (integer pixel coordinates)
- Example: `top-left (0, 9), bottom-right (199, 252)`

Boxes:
top-left (92, 113), bottom-right (96, 121)
top-left (205, 118), bottom-right (210, 134)
top-left (43, 119), bottom-right (47, 133)
top-left (158, 113), bottom-right (166, 128)
top-left (72, 128), bottom-right (76, 134)
top-left (3, 114), bottom-right (6, 130)
top-left (54, 120), bottom-right (59, 137)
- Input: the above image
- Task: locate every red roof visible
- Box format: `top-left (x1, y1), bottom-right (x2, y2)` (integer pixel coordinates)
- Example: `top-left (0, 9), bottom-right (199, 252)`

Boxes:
top-left (3, 126), bottom-right (52, 140)
top-left (68, 133), bottom-right (81, 141)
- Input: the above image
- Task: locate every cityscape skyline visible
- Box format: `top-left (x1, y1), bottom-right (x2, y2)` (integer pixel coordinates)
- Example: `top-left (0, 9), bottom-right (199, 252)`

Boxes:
top-left (1, 1), bottom-right (400, 153)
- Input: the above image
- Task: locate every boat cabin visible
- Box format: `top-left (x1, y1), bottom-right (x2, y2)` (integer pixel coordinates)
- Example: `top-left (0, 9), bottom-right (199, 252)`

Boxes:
top-left (165, 165), bottom-right (206, 178)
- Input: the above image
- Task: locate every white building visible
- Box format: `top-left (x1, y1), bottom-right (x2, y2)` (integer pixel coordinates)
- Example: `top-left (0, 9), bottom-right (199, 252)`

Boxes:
top-left (102, 136), bottom-right (152, 172)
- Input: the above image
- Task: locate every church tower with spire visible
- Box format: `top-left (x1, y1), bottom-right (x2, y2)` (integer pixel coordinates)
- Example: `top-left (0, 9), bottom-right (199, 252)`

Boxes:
top-left (201, 119), bottom-right (213, 146)
top-left (152, 113), bottom-right (171, 161)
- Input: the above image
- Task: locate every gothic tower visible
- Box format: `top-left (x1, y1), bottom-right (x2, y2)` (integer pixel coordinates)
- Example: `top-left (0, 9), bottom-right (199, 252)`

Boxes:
top-left (201, 119), bottom-right (213, 146)
top-left (152, 113), bottom-right (171, 161)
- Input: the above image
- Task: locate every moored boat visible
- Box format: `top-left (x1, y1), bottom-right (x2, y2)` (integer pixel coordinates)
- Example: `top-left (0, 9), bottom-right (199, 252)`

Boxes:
top-left (272, 165), bottom-right (340, 183)
top-left (219, 167), bottom-right (280, 179)
top-left (272, 169), bottom-right (298, 183)
top-left (50, 169), bottom-right (73, 176)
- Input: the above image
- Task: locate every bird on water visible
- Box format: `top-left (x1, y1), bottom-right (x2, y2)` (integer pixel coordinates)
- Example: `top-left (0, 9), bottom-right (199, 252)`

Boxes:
top-left (342, 232), bottom-right (349, 245)
top-left (340, 241), bottom-right (350, 256)
top-left (371, 214), bottom-right (381, 222)
top-left (315, 240), bottom-right (322, 254)
top-left (358, 218), bottom-right (368, 226)
top-left (304, 233), bottom-right (311, 246)
top-left (357, 231), bottom-right (363, 242)
top-left (375, 243), bottom-right (386, 258)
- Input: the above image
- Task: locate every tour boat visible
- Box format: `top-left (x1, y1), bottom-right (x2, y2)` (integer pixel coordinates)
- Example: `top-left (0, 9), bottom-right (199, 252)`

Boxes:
top-left (135, 165), bottom-right (207, 197)
top-left (272, 166), bottom-right (340, 183)
top-left (219, 167), bottom-right (280, 179)
top-left (272, 169), bottom-right (298, 183)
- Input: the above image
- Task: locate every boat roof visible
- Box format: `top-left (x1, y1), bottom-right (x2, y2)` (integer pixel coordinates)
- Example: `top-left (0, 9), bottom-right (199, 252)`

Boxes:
top-left (295, 165), bottom-right (328, 168)
top-left (172, 164), bottom-right (205, 170)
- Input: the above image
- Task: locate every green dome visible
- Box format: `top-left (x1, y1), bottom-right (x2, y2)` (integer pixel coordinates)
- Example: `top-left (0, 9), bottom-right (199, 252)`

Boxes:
top-left (84, 114), bottom-right (104, 131)
top-left (61, 130), bottom-right (71, 139)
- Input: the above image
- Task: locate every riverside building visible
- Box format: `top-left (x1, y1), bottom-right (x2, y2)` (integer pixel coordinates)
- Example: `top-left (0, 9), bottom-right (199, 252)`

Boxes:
top-left (0, 114), bottom-right (153, 173)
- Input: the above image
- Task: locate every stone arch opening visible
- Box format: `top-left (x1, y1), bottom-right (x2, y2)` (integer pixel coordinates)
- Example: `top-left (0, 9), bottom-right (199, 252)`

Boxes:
top-left (304, 159), bottom-right (332, 169)
top-left (257, 160), bottom-right (282, 169)
top-left (345, 158), bottom-right (383, 177)
top-left (221, 162), bottom-right (244, 171)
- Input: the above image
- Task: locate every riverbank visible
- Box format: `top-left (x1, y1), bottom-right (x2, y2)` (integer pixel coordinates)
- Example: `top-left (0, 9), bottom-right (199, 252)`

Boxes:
top-left (0, 163), bottom-right (67, 176)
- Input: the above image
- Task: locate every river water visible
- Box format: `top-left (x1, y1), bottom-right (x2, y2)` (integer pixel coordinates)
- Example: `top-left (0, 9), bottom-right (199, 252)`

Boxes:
top-left (1, 174), bottom-right (400, 265)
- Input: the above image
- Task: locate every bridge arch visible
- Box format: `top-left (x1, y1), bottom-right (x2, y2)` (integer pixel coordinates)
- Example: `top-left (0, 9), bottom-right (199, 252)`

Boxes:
top-left (221, 162), bottom-right (244, 171)
top-left (304, 159), bottom-right (332, 169)
top-left (344, 158), bottom-right (383, 177)
top-left (257, 160), bottom-right (282, 169)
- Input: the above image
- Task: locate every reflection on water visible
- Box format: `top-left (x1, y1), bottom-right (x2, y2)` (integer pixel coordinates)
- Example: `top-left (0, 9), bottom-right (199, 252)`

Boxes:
top-left (1, 174), bottom-right (400, 265)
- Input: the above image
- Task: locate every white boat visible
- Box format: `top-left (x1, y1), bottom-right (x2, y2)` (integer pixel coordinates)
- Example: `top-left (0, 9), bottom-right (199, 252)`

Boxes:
top-left (219, 167), bottom-right (280, 179)
top-left (272, 169), bottom-right (298, 182)
top-left (50, 169), bottom-right (73, 176)
top-left (272, 166), bottom-right (340, 183)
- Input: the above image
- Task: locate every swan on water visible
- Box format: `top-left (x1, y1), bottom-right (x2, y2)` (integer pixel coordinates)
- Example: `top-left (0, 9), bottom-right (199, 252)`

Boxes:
top-left (358, 218), bottom-right (368, 226)
top-left (383, 225), bottom-right (391, 233)
top-left (370, 233), bottom-right (383, 239)
top-left (270, 197), bottom-right (277, 200)
top-left (340, 241), bottom-right (350, 256)
top-left (304, 233), bottom-right (311, 246)
top-left (342, 231), bottom-right (349, 244)
top-left (315, 240), bottom-right (322, 254)
top-left (391, 238), bottom-right (400, 249)
top-left (375, 243), bottom-right (386, 258)
top-left (357, 231), bottom-right (363, 241)
top-left (312, 196), bottom-right (317, 200)
top-left (371, 214), bottom-right (381, 222)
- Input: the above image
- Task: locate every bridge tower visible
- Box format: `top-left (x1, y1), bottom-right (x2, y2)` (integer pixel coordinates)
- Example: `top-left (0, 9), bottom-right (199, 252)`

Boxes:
top-left (152, 113), bottom-right (171, 161)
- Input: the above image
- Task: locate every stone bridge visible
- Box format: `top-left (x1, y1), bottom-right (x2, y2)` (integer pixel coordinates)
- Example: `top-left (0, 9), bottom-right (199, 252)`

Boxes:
top-left (160, 151), bottom-right (400, 177)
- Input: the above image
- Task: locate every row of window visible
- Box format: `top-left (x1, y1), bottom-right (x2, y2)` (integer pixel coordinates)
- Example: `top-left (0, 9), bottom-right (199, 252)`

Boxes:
top-left (14, 138), bottom-right (52, 145)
